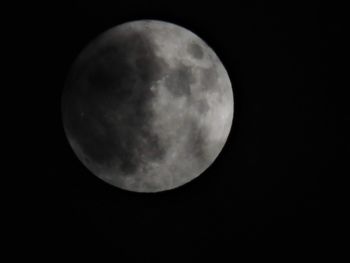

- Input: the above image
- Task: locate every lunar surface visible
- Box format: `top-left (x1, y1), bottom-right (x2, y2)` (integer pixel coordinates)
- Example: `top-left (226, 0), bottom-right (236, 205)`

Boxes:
top-left (61, 20), bottom-right (233, 192)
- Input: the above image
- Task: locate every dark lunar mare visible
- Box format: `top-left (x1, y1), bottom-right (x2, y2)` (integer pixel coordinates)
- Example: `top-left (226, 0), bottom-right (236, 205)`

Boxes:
top-left (164, 61), bottom-right (210, 164)
top-left (62, 30), bottom-right (169, 175)
top-left (165, 63), bottom-right (195, 97)
top-left (200, 67), bottom-right (219, 91)
top-left (187, 42), bottom-right (204, 59)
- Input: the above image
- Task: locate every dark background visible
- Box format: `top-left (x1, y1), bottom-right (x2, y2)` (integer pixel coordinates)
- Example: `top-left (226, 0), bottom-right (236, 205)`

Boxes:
top-left (29, 0), bottom-right (338, 261)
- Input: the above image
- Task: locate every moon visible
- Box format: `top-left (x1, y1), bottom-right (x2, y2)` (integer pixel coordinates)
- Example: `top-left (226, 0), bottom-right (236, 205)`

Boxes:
top-left (61, 20), bottom-right (234, 192)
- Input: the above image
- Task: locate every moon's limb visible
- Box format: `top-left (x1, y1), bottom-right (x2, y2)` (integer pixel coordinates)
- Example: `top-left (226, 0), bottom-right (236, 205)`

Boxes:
top-left (62, 20), bottom-right (233, 192)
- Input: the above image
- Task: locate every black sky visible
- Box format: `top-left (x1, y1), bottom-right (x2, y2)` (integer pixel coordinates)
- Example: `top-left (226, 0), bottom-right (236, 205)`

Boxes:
top-left (28, 0), bottom-right (337, 261)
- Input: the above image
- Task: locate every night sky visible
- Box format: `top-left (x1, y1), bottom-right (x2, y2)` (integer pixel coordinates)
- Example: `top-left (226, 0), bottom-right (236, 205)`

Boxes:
top-left (29, 1), bottom-right (338, 260)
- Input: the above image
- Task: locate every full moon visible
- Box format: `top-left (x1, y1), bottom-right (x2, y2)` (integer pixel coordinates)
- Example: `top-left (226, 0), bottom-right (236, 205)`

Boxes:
top-left (62, 20), bottom-right (234, 192)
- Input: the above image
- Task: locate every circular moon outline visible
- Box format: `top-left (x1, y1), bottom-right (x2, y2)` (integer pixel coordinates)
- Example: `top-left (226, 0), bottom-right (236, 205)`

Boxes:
top-left (61, 20), bottom-right (234, 192)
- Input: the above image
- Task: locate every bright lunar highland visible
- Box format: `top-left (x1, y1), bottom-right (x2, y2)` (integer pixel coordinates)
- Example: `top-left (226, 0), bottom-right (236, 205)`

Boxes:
top-left (62, 20), bottom-right (233, 192)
